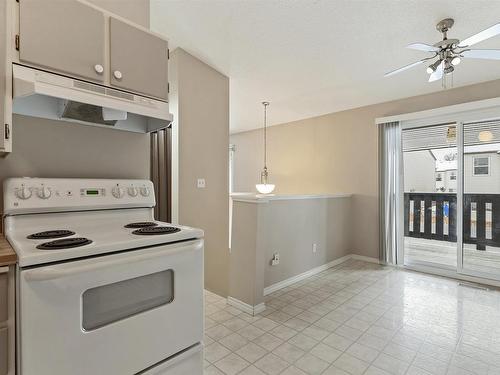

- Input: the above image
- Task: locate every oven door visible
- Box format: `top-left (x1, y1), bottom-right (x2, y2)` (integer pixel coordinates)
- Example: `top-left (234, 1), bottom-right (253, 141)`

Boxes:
top-left (18, 239), bottom-right (203, 375)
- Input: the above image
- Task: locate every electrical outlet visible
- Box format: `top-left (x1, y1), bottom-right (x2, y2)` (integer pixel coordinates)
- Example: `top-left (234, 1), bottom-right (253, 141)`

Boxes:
top-left (197, 178), bottom-right (206, 188)
top-left (271, 253), bottom-right (280, 266)
top-left (312, 243), bottom-right (317, 253)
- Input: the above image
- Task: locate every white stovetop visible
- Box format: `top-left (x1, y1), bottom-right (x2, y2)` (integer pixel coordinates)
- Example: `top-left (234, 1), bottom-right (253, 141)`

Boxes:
top-left (4, 208), bottom-right (204, 267)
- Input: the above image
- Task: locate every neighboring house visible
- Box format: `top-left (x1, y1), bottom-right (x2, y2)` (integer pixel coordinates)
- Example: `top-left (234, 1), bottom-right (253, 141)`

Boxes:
top-left (435, 168), bottom-right (457, 193)
top-left (403, 150), bottom-right (436, 192)
top-left (404, 145), bottom-right (500, 194)
top-left (464, 151), bottom-right (500, 193)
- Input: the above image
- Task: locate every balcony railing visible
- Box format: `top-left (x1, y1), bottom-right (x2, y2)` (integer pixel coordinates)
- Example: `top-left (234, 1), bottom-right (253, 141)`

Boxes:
top-left (404, 193), bottom-right (499, 250)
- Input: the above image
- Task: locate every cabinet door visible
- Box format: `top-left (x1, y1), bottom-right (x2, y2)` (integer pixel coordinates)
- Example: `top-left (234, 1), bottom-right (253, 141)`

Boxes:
top-left (19, 0), bottom-right (106, 82)
top-left (0, 0), bottom-right (11, 155)
top-left (110, 17), bottom-right (168, 101)
top-left (0, 327), bottom-right (7, 375)
top-left (0, 268), bottom-right (7, 375)
top-left (0, 271), bottom-right (7, 323)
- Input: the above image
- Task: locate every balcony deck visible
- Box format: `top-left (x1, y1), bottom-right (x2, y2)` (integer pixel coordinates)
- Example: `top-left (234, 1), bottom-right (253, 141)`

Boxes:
top-left (405, 237), bottom-right (500, 276)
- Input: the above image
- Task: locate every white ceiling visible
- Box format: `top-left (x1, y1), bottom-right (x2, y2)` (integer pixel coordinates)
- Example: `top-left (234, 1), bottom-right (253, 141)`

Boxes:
top-left (150, 0), bottom-right (500, 133)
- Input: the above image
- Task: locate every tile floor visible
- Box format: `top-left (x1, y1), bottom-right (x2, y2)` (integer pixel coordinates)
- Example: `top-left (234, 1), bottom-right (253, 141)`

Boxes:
top-left (203, 259), bottom-right (500, 375)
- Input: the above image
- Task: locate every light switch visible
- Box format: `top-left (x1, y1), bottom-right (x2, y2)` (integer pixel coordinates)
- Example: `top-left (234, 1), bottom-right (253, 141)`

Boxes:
top-left (197, 178), bottom-right (206, 188)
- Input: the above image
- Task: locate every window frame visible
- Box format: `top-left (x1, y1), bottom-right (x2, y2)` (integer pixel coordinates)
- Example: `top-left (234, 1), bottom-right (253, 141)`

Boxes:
top-left (472, 155), bottom-right (490, 176)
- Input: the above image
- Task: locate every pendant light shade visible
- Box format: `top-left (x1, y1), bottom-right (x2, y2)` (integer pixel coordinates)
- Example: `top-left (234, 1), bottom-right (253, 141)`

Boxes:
top-left (256, 102), bottom-right (275, 194)
top-left (256, 167), bottom-right (275, 194)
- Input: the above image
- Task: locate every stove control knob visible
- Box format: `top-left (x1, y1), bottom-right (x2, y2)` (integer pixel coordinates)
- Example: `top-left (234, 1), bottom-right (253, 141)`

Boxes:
top-left (37, 186), bottom-right (52, 199)
top-left (16, 186), bottom-right (32, 200)
top-left (140, 187), bottom-right (150, 197)
top-left (128, 187), bottom-right (138, 197)
top-left (112, 186), bottom-right (125, 199)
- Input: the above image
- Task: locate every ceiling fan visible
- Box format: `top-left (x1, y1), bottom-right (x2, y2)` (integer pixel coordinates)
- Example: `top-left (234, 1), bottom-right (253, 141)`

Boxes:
top-left (385, 18), bottom-right (500, 82)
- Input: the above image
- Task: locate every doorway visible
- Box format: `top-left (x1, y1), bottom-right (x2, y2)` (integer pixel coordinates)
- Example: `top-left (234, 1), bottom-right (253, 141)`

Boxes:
top-left (401, 118), bottom-right (500, 281)
top-left (402, 123), bottom-right (458, 269)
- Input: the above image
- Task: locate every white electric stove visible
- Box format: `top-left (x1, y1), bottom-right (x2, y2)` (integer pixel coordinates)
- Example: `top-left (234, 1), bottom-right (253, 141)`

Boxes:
top-left (3, 178), bottom-right (204, 375)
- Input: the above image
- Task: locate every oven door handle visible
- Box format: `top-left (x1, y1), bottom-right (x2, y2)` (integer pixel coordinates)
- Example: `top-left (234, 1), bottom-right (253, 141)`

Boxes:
top-left (23, 240), bottom-right (203, 282)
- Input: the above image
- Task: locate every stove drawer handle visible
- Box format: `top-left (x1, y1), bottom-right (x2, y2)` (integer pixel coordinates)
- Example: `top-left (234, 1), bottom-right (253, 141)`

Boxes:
top-left (23, 240), bottom-right (203, 281)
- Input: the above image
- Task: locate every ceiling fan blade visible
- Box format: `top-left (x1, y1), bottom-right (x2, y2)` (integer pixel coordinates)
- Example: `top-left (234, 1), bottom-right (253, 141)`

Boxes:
top-left (407, 43), bottom-right (440, 52)
top-left (459, 23), bottom-right (500, 47)
top-left (428, 61), bottom-right (444, 82)
top-left (384, 59), bottom-right (426, 77)
top-left (462, 49), bottom-right (500, 60)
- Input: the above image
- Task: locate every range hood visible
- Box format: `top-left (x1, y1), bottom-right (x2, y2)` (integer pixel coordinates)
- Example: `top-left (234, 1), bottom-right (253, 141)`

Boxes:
top-left (12, 64), bottom-right (172, 133)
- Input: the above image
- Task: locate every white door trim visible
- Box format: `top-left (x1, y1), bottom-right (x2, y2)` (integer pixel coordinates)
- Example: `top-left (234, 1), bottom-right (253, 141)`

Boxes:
top-left (457, 121), bottom-right (464, 274)
top-left (376, 97), bottom-right (500, 126)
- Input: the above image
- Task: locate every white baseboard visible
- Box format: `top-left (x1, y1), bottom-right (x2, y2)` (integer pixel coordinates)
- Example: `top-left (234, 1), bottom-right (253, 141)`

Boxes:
top-left (263, 254), bottom-right (353, 296)
top-left (350, 254), bottom-right (381, 264)
top-left (227, 296), bottom-right (266, 316)
top-left (263, 253), bottom-right (381, 296)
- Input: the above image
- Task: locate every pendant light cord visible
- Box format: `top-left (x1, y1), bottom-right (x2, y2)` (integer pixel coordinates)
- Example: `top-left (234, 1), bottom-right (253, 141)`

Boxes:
top-left (262, 101), bottom-right (269, 170)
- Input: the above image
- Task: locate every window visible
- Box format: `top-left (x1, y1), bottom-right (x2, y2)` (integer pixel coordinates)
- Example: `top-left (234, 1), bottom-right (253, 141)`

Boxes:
top-left (82, 270), bottom-right (174, 331)
top-left (473, 156), bottom-right (490, 176)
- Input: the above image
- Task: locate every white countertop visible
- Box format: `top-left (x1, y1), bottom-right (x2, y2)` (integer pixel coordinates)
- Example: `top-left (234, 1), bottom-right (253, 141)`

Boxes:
top-left (230, 193), bottom-right (352, 203)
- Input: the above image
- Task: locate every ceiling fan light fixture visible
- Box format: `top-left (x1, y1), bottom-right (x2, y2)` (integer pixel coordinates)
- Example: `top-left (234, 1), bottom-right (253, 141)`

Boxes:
top-left (427, 59), bottom-right (442, 74)
top-left (385, 18), bottom-right (500, 84)
top-left (478, 130), bottom-right (494, 142)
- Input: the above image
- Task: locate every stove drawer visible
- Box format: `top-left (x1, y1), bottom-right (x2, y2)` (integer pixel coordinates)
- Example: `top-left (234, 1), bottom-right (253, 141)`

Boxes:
top-left (19, 239), bottom-right (204, 375)
top-left (143, 343), bottom-right (203, 375)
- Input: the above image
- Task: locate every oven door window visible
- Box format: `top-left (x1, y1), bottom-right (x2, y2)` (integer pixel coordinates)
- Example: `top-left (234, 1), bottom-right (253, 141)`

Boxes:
top-left (82, 270), bottom-right (174, 331)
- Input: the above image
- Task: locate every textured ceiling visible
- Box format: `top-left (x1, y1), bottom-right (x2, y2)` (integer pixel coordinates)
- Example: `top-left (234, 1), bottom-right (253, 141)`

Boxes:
top-left (150, 0), bottom-right (500, 133)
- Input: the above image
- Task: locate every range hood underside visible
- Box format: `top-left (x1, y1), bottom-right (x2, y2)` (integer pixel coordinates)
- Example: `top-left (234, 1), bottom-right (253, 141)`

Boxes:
top-left (13, 94), bottom-right (166, 133)
top-left (13, 64), bottom-right (172, 133)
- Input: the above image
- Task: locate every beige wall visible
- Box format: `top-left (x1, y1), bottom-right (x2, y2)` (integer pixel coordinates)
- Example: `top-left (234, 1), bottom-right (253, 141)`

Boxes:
top-left (0, 116), bottom-right (150, 218)
top-left (262, 197), bottom-right (352, 287)
top-left (229, 195), bottom-right (352, 307)
top-left (231, 78), bottom-right (500, 259)
top-left (229, 200), bottom-right (262, 307)
top-left (0, 0), bottom-right (151, 225)
top-left (170, 49), bottom-right (230, 297)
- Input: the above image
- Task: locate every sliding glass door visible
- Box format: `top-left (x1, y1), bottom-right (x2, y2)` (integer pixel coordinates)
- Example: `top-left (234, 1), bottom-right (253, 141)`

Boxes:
top-left (402, 123), bottom-right (458, 269)
top-left (401, 118), bottom-right (500, 282)
top-left (461, 120), bottom-right (500, 279)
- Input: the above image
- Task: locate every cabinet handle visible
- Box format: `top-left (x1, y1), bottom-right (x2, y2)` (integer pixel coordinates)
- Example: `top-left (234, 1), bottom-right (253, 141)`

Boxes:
top-left (94, 64), bottom-right (104, 74)
top-left (113, 70), bottom-right (123, 80)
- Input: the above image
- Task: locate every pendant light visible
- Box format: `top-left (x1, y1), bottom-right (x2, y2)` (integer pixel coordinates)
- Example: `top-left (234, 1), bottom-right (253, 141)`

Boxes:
top-left (256, 101), bottom-right (275, 194)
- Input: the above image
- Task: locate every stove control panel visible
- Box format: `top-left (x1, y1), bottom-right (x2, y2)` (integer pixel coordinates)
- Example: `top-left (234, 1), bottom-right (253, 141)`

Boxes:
top-left (3, 178), bottom-right (156, 214)
top-left (111, 186), bottom-right (125, 199)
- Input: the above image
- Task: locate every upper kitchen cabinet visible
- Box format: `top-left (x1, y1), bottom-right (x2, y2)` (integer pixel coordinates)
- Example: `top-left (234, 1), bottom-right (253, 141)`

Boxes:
top-left (0, 0), bottom-right (11, 155)
top-left (110, 17), bottom-right (169, 101)
top-left (19, 0), bottom-right (106, 83)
